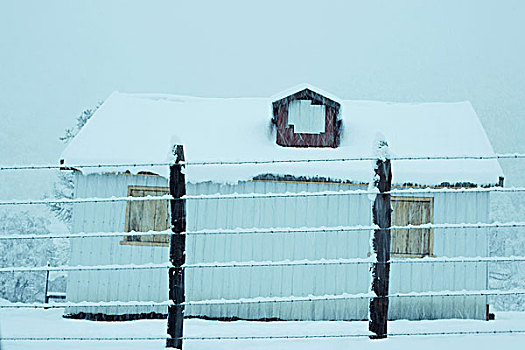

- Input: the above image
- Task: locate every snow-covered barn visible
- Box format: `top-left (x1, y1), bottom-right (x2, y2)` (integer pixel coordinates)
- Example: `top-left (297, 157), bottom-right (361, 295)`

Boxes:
top-left (60, 84), bottom-right (504, 321)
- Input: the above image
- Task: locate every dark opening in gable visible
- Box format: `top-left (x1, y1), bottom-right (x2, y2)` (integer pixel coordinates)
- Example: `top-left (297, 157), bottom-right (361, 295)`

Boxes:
top-left (272, 88), bottom-right (342, 148)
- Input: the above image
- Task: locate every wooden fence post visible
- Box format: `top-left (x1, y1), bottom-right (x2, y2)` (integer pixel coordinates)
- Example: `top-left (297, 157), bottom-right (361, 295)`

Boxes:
top-left (369, 143), bottom-right (392, 339)
top-left (44, 261), bottom-right (50, 305)
top-left (167, 145), bottom-right (186, 349)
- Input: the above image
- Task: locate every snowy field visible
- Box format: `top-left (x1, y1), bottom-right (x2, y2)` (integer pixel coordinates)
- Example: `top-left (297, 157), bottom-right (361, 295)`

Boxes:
top-left (1, 308), bottom-right (524, 350)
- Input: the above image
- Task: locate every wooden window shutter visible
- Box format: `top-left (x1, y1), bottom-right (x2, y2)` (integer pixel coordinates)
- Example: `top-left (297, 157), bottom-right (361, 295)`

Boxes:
top-left (121, 186), bottom-right (170, 247)
top-left (391, 196), bottom-right (433, 257)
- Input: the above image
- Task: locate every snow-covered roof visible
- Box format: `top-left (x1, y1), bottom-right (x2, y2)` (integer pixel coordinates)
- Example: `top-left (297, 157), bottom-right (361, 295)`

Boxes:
top-left (270, 83), bottom-right (343, 105)
top-left (60, 89), bottom-right (504, 186)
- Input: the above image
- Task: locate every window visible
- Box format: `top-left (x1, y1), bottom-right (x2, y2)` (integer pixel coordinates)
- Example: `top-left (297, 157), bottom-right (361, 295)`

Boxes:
top-left (120, 186), bottom-right (170, 247)
top-left (391, 196), bottom-right (434, 257)
top-left (288, 100), bottom-right (326, 134)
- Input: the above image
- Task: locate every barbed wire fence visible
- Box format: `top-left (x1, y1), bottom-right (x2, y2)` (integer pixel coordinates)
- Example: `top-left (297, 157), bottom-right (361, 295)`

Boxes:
top-left (0, 152), bottom-right (524, 346)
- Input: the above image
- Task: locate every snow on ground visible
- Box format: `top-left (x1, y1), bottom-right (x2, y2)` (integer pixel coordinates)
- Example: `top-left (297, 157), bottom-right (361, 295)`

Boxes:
top-left (1, 308), bottom-right (524, 350)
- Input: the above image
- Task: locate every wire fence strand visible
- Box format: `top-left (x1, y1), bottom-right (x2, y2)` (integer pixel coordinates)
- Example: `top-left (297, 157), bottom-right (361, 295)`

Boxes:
top-left (1, 152), bottom-right (524, 171)
top-left (2, 186), bottom-right (525, 206)
top-left (2, 221), bottom-right (525, 241)
top-left (0, 263), bottom-right (171, 273)
top-left (184, 289), bottom-right (525, 307)
top-left (6, 289), bottom-right (525, 309)
top-left (3, 330), bottom-right (525, 342)
top-left (4, 255), bottom-right (525, 273)
top-left (2, 154), bottom-right (524, 343)
top-left (0, 300), bottom-right (173, 309)
top-left (3, 289), bottom-right (522, 309)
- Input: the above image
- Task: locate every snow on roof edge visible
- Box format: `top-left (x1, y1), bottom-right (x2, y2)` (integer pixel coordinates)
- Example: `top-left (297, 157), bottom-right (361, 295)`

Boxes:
top-left (107, 89), bottom-right (477, 111)
top-left (269, 83), bottom-right (343, 105)
top-left (58, 89), bottom-right (504, 186)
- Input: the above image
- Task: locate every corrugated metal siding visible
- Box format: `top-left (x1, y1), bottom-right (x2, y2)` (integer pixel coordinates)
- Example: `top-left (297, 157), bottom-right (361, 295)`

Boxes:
top-left (185, 180), bottom-right (371, 320)
top-left (65, 173), bottom-right (169, 317)
top-left (65, 174), bottom-right (489, 320)
top-left (389, 191), bottom-right (489, 320)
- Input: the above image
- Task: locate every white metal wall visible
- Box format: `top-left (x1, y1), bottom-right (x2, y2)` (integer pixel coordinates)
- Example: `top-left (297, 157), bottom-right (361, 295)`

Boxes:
top-left (185, 180), bottom-right (372, 321)
top-left (65, 173), bottom-right (169, 317)
top-left (65, 174), bottom-right (489, 320)
top-left (389, 191), bottom-right (489, 320)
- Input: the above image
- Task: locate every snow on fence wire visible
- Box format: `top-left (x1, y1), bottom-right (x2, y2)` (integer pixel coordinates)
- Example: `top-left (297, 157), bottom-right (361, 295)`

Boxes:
top-left (0, 263), bottom-right (171, 273)
top-left (0, 300), bottom-right (173, 309)
top-left (2, 155), bottom-right (525, 344)
top-left (0, 152), bottom-right (524, 171)
top-left (183, 289), bottom-right (525, 306)
top-left (182, 255), bottom-right (525, 268)
top-left (2, 289), bottom-right (525, 310)
top-left (2, 186), bottom-right (525, 206)
top-left (3, 254), bottom-right (525, 274)
top-left (2, 221), bottom-right (525, 240)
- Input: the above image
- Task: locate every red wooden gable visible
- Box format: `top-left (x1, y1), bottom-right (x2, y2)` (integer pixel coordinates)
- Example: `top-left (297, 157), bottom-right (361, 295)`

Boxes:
top-left (272, 88), bottom-right (341, 148)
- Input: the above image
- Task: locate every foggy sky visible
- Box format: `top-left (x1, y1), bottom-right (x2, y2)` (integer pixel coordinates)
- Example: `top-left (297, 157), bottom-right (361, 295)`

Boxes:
top-left (1, 0), bottom-right (524, 168)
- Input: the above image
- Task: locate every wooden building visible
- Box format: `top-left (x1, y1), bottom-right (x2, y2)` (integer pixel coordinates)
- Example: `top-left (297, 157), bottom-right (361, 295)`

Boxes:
top-left (60, 85), bottom-right (504, 321)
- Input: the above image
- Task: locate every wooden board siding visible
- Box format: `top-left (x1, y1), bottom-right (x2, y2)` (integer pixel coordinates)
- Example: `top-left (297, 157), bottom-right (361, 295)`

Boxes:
top-left (121, 185), bottom-right (170, 247)
top-left (272, 88), bottom-right (341, 148)
top-left (391, 197), bottom-right (434, 258)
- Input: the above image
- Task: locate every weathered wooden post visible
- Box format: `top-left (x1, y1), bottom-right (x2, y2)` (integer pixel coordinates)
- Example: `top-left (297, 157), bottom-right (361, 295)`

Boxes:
top-left (167, 145), bottom-right (186, 349)
top-left (369, 138), bottom-right (392, 339)
top-left (44, 261), bottom-right (50, 305)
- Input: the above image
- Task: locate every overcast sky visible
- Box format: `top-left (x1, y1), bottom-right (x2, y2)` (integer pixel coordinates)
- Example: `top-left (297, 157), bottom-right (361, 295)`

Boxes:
top-left (1, 0), bottom-right (525, 169)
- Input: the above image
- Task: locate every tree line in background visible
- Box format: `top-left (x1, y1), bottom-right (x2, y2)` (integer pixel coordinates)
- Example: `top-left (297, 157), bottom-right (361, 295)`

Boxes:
top-left (490, 192), bottom-right (525, 310)
top-left (0, 210), bottom-right (68, 303)
top-left (49, 101), bottom-right (103, 230)
top-left (0, 104), bottom-right (100, 303)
